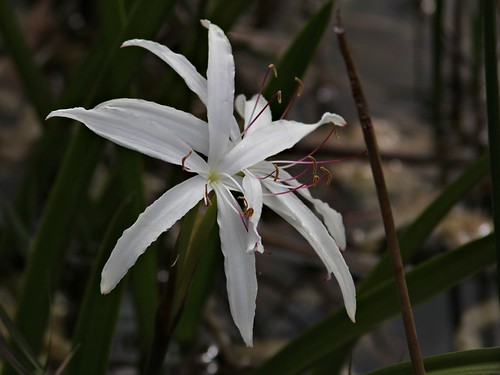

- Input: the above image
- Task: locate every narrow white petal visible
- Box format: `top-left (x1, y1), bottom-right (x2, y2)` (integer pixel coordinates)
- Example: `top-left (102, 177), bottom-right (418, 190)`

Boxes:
top-left (47, 106), bottom-right (208, 174)
top-left (243, 174), bottom-right (264, 253)
top-left (96, 98), bottom-right (209, 155)
top-left (263, 183), bottom-right (356, 321)
top-left (220, 113), bottom-right (344, 175)
top-left (204, 20), bottom-right (235, 165)
top-left (101, 176), bottom-right (206, 293)
top-left (278, 168), bottom-right (346, 250)
top-left (213, 183), bottom-right (257, 346)
top-left (122, 39), bottom-right (208, 105)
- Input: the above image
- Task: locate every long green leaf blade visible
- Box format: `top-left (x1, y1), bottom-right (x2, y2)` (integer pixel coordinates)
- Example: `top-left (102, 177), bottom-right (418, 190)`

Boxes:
top-left (255, 234), bottom-right (495, 375)
top-left (482, 0), bottom-right (500, 301)
top-left (366, 347), bottom-right (500, 375)
top-left (7, 0), bottom-right (178, 366)
top-left (263, 1), bottom-right (334, 119)
top-left (66, 195), bottom-right (136, 375)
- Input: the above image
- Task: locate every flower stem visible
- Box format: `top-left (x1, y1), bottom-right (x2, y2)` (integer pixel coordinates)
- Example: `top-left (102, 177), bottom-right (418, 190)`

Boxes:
top-left (335, 12), bottom-right (426, 375)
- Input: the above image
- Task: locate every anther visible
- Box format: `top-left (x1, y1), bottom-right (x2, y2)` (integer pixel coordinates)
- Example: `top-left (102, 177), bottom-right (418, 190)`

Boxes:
top-left (320, 166), bottom-right (333, 185)
top-left (273, 163), bottom-right (280, 181)
top-left (308, 155), bottom-right (318, 175)
top-left (204, 184), bottom-right (212, 206)
top-left (269, 63), bottom-right (278, 78)
top-left (294, 77), bottom-right (304, 96)
top-left (330, 121), bottom-right (340, 139)
top-left (238, 196), bottom-right (254, 218)
top-left (279, 78), bottom-right (304, 120)
top-left (181, 150), bottom-right (193, 171)
top-left (312, 175), bottom-right (321, 186)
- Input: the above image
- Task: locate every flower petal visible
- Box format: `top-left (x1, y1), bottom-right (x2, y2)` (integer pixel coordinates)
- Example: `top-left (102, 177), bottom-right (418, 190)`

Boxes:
top-left (122, 39), bottom-right (208, 105)
top-left (277, 168), bottom-right (346, 250)
top-left (242, 174), bottom-right (264, 253)
top-left (202, 20), bottom-right (235, 165)
top-left (213, 183), bottom-right (257, 346)
top-left (262, 182), bottom-right (356, 322)
top-left (96, 98), bottom-right (209, 155)
top-left (219, 113), bottom-right (345, 175)
top-left (47, 105), bottom-right (208, 174)
top-left (101, 175), bottom-right (206, 293)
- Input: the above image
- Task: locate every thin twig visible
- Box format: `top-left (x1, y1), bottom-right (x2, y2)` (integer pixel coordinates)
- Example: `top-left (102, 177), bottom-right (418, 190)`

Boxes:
top-left (334, 11), bottom-right (426, 375)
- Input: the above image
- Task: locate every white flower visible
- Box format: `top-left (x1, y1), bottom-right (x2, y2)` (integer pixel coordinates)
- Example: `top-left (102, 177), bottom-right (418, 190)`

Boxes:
top-left (47, 20), bottom-right (356, 347)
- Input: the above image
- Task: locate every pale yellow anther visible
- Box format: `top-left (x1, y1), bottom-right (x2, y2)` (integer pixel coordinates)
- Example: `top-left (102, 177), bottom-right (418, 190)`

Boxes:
top-left (308, 156), bottom-right (318, 175)
top-left (269, 63), bottom-right (278, 78)
top-left (312, 175), bottom-right (321, 186)
top-left (277, 90), bottom-right (282, 104)
top-left (294, 77), bottom-right (304, 97)
top-left (320, 166), bottom-right (333, 185)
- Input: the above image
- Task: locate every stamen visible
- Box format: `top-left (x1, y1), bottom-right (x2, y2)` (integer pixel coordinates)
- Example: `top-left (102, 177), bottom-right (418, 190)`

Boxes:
top-left (312, 174), bottom-right (321, 186)
top-left (238, 196), bottom-right (255, 218)
top-left (308, 155), bottom-right (318, 175)
top-left (273, 163), bottom-right (279, 181)
top-left (320, 166), bottom-right (333, 184)
top-left (269, 63), bottom-right (278, 78)
top-left (279, 77), bottom-right (304, 120)
top-left (204, 184), bottom-right (212, 206)
top-left (331, 121), bottom-right (340, 139)
top-left (295, 77), bottom-right (304, 96)
top-left (245, 207), bottom-right (254, 218)
top-left (181, 150), bottom-right (193, 171)
top-left (247, 64), bottom-right (279, 129)
top-left (245, 90), bottom-right (282, 133)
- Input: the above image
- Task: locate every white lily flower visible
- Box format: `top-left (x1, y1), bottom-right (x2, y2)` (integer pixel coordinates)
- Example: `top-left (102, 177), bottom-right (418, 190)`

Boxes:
top-left (47, 20), bottom-right (356, 346)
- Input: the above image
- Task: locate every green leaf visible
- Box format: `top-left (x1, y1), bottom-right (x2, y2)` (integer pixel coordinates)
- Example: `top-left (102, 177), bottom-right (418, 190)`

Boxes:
top-left (362, 152), bottom-right (489, 290)
top-left (263, 1), bottom-right (334, 119)
top-left (0, 0), bottom-right (53, 123)
top-left (174, 218), bottom-right (222, 349)
top-left (6, 0), bottom-right (179, 366)
top-left (207, 0), bottom-right (253, 31)
top-left (482, 0), bottom-right (500, 300)
top-left (255, 234), bottom-right (495, 375)
top-left (65, 194), bottom-right (137, 375)
top-left (0, 303), bottom-right (42, 374)
top-left (366, 347), bottom-right (500, 375)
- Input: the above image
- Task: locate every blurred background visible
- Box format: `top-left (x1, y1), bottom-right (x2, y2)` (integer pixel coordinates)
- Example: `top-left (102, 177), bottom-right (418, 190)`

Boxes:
top-left (0, 0), bottom-right (499, 374)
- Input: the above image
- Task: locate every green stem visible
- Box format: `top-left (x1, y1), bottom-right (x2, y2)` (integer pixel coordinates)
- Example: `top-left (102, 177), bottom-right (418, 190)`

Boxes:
top-left (335, 14), bottom-right (426, 375)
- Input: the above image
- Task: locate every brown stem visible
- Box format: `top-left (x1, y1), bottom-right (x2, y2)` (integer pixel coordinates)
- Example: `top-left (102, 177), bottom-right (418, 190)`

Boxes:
top-left (335, 11), bottom-right (426, 375)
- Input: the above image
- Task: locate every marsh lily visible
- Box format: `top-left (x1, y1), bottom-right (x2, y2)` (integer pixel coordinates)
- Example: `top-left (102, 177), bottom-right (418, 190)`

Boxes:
top-left (47, 20), bottom-right (356, 347)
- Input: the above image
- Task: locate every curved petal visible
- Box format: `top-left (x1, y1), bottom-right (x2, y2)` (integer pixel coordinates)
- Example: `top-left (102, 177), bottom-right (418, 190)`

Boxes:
top-left (96, 98), bottom-right (209, 155)
top-left (277, 168), bottom-right (346, 250)
top-left (122, 39), bottom-right (208, 105)
top-left (202, 20), bottom-right (235, 165)
top-left (101, 175), bottom-right (206, 293)
top-left (242, 174), bottom-right (264, 253)
top-left (47, 106), bottom-right (208, 174)
top-left (262, 182), bottom-right (356, 322)
top-left (213, 183), bottom-right (257, 347)
top-left (219, 113), bottom-right (345, 175)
